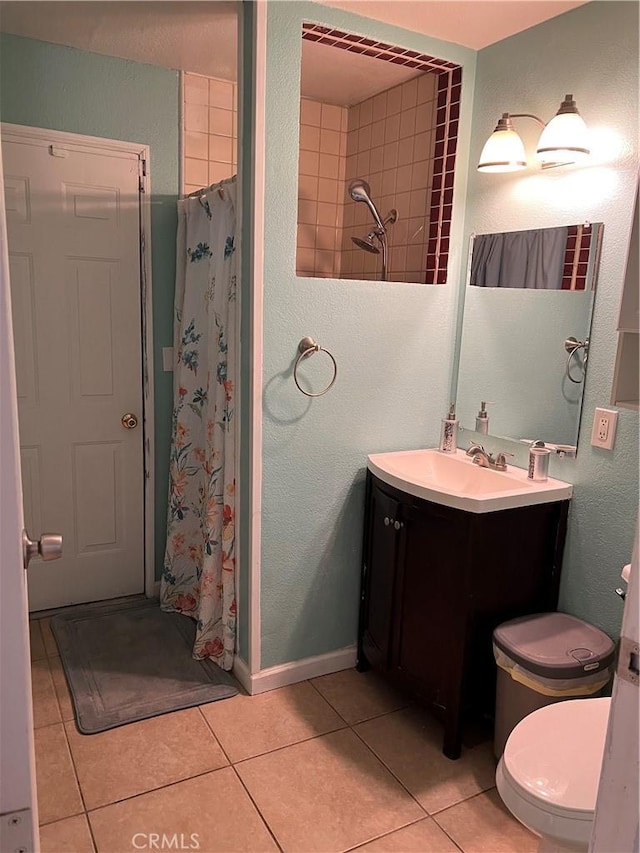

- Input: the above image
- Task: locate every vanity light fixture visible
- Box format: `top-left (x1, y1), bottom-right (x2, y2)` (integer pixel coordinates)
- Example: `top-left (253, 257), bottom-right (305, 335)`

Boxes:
top-left (478, 94), bottom-right (590, 173)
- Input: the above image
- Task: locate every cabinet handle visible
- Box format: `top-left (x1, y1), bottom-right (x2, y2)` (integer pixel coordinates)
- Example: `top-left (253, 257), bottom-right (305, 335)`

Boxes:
top-left (394, 520), bottom-right (403, 530)
top-left (384, 516), bottom-right (390, 526)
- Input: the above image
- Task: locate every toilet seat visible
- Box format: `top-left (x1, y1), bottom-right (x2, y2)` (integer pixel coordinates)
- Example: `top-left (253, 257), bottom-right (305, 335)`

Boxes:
top-left (497, 697), bottom-right (611, 849)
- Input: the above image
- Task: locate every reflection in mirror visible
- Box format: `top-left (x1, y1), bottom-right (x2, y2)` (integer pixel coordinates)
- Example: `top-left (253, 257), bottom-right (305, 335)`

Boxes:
top-left (471, 226), bottom-right (583, 290)
top-left (296, 23), bottom-right (462, 284)
top-left (455, 223), bottom-right (603, 453)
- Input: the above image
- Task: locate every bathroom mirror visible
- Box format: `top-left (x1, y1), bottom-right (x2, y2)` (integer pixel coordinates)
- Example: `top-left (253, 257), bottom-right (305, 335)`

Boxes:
top-left (296, 23), bottom-right (462, 284)
top-left (455, 222), bottom-right (604, 453)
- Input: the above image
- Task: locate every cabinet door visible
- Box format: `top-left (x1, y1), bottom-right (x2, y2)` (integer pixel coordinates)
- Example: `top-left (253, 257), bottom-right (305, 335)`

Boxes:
top-left (394, 501), bottom-right (469, 710)
top-left (361, 484), bottom-right (402, 670)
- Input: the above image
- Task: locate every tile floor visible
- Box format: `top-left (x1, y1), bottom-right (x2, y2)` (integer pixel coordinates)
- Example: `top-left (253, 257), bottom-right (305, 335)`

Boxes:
top-left (31, 618), bottom-right (538, 853)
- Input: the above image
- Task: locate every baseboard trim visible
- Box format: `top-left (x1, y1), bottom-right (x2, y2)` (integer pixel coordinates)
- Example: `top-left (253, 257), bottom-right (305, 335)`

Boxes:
top-left (232, 655), bottom-right (252, 693)
top-left (232, 646), bottom-right (357, 695)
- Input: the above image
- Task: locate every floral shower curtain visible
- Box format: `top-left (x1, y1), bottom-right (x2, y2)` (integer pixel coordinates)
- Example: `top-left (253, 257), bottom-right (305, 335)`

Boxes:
top-left (160, 178), bottom-right (237, 670)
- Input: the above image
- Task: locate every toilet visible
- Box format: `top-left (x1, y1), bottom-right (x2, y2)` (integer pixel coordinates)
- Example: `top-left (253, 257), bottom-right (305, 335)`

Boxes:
top-left (496, 696), bottom-right (610, 852)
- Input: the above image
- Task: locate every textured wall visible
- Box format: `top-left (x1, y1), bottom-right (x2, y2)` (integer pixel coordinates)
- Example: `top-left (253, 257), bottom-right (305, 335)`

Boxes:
top-left (462, 0), bottom-right (639, 638)
top-left (260, 2), bottom-right (476, 668)
top-left (0, 34), bottom-right (179, 580)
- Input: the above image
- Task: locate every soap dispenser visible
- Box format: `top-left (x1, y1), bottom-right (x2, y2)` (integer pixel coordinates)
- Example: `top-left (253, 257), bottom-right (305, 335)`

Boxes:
top-left (439, 403), bottom-right (459, 453)
top-left (475, 401), bottom-right (490, 434)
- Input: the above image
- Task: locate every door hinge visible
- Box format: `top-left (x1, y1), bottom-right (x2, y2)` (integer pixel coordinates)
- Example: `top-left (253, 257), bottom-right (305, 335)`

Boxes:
top-left (1, 808), bottom-right (34, 853)
top-left (138, 158), bottom-right (147, 193)
top-left (617, 635), bottom-right (639, 686)
top-left (49, 145), bottom-right (69, 158)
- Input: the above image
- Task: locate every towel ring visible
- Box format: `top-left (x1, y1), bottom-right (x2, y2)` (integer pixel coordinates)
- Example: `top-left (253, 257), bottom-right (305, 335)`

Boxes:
top-left (564, 336), bottom-right (589, 384)
top-left (293, 337), bottom-right (337, 397)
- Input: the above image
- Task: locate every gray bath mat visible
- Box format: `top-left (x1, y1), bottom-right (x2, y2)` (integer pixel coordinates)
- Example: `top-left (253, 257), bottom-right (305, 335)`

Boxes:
top-left (50, 598), bottom-right (238, 734)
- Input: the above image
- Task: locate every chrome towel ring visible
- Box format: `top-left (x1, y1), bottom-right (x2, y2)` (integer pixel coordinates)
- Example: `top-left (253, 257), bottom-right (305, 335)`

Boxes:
top-left (293, 337), bottom-right (337, 397)
top-left (564, 336), bottom-right (590, 384)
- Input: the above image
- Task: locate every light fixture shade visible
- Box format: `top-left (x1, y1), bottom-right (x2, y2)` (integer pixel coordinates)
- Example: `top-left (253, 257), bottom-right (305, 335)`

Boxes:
top-left (536, 94), bottom-right (590, 164)
top-left (478, 114), bottom-right (527, 173)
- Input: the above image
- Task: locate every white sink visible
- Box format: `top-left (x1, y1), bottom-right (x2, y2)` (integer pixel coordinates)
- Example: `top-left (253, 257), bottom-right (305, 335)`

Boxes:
top-left (367, 448), bottom-right (573, 513)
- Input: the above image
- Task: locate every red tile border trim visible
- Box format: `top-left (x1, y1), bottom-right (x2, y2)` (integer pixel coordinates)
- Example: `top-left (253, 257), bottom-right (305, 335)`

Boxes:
top-left (425, 70), bottom-right (460, 284)
top-left (302, 22), bottom-right (460, 72)
top-left (561, 224), bottom-right (592, 290)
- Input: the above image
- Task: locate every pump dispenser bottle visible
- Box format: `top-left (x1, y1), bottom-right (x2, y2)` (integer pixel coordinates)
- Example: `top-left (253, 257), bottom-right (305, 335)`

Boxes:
top-left (475, 401), bottom-right (489, 434)
top-left (439, 403), bottom-right (459, 453)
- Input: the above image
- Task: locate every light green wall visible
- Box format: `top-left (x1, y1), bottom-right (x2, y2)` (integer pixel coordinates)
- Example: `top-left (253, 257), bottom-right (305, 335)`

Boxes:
top-left (462, 0), bottom-right (638, 638)
top-left (260, 2), bottom-right (476, 668)
top-left (0, 34), bottom-right (179, 580)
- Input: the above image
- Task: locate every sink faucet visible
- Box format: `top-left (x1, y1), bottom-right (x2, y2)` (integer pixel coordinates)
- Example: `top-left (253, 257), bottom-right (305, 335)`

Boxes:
top-left (466, 443), bottom-right (512, 472)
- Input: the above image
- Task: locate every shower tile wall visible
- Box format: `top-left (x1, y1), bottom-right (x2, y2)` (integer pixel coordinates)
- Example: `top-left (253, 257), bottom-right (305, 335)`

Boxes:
top-left (183, 72), bottom-right (237, 194)
top-left (342, 73), bottom-right (438, 283)
top-left (296, 98), bottom-right (348, 277)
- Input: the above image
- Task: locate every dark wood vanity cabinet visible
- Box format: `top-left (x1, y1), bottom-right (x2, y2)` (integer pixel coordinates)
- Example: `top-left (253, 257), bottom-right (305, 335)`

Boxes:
top-left (357, 471), bottom-right (570, 759)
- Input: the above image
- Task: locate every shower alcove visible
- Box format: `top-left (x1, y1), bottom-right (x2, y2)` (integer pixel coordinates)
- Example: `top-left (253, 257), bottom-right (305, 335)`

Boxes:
top-left (296, 23), bottom-right (462, 284)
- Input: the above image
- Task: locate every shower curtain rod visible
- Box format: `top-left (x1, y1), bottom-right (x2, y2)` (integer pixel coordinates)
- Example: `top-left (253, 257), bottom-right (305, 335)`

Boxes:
top-left (184, 174), bottom-right (237, 201)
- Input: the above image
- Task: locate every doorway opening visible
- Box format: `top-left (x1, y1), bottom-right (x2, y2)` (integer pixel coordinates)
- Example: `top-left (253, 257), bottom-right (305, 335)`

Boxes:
top-left (0, 0), bottom-right (241, 616)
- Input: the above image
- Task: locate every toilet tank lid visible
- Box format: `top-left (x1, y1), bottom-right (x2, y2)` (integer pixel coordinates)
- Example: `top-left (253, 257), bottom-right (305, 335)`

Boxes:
top-left (493, 612), bottom-right (615, 679)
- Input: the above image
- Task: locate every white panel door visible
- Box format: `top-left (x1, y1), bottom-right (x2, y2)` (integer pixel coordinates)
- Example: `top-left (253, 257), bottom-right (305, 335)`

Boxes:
top-left (3, 128), bottom-right (145, 610)
top-left (590, 527), bottom-right (639, 853)
top-left (0, 134), bottom-right (38, 853)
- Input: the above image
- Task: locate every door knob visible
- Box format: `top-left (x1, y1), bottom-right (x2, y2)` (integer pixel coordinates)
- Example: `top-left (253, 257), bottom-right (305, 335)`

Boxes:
top-left (22, 530), bottom-right (63, 569)
top-left (121, 413), bottom-right (138, 429)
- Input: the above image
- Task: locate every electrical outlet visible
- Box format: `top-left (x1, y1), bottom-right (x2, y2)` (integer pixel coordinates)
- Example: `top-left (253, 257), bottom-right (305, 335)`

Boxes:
top-left (591, 407), bottom-right (618, 449)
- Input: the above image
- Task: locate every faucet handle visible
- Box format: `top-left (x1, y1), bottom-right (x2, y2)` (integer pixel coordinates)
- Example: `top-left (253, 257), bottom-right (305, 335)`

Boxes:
top-left (466, 442), bottom-right (484, 455)
top-left (495, 451), bottom-right (514, 468)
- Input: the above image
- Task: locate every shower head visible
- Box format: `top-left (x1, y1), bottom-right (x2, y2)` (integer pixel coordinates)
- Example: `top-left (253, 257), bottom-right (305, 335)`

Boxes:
top-left (347, 178), bottom-right (385, 232)
top-left (352, 232), bottom-right (380, 254)
top-left (348, 179), bottom-right (372, 203)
